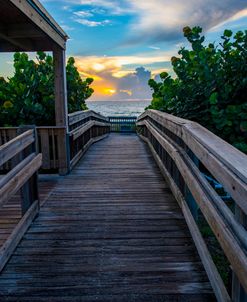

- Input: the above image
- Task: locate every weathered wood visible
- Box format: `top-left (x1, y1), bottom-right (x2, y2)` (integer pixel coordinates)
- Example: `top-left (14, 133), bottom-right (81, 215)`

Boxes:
top-left (70, 134), bottom-right (108, 169)
top-left (0, 134), bottom-right (215, 301)
top-left (68, 110), bottom-right (109, 130)
top-left (0, 154), bottom-right (42, 208)
top-left (142, 119), bottom-right (247, 293)
top-left (53, 47), bottom-right (68, 129)
top-left (71, 120), bottom-right (95, 140)
top-left (0, 130), bottom-right (34, 166)
top-left (9, 0), bottom-right (67, 49)
top-left (0, 200), bottom-right (39, 272)
top-left (71, 121), bottom-right (109, 140)
top-left (138, 134), bottom-right (231, 302)
top-left (137, 110), bottom-right (247, 214)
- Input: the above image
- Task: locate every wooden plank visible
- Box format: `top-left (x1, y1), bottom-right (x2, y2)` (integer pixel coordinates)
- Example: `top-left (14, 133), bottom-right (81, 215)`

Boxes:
top-left (137, 110), bottom-right (247, 214)
top-left (143, 121), bottom-right (247, 293)
top-left (0, 130), bottom-right (34, 166)
top-left (0, 200), bottom-right (39, 272)
top-left (0, 134), bottom-right (215, 301)
top-left (183, 123), bottom-right (247, 214)
top-left (71, 121), bottom-right (109, 140)
top-left (39, 129), bottom-right (50, 170)
top-left (71, 120), bottom-right (94, 140)
top-left (53, 47), bottom-right (68, 129)
top-left (138, 134), bottom-right (231, 302)
top-left (9, 0), bottom-right (67, 49)
top-left (0, 154), bottom-right (42, 207)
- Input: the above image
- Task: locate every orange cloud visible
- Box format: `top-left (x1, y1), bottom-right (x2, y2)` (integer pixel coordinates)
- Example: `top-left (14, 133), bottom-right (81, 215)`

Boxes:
top-left (73, 53), bottom-right (171, 99)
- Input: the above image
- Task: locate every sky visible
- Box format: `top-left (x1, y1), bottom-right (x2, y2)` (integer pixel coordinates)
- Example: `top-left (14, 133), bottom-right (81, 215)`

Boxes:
top-left (1, 0), bottom-right (247, 101)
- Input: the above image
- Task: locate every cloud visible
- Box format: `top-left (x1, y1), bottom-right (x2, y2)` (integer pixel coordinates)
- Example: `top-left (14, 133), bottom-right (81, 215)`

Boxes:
top-left (149, 46), bottom-right (161, 50)
top-left (126, 0), bottom-right (247, 43)
top-left (60, 24), bottom-right (74, 31)
top-left (73, 54), bottom-right (169, 100)
top-left (74, 18), bottom-right (111, 27)
top-left (210, 8), bottom-right (247, 31)
top-left (43, 0), bottom-right (247, 42)
top-left (76, 0), bottom-right (133, 15)
top-left (73, 11), bottom-right (93, 18)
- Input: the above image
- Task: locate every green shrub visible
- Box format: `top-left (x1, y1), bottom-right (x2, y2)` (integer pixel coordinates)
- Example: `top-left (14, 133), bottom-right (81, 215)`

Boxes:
top-left (0, 52), bottom-right (94, 126)
top-left (148, 27), bottom-right (247, 153)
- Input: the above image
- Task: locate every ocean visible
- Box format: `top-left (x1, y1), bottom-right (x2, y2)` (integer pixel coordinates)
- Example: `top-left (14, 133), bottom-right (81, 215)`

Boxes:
top-left (86, 100), bottom-right (151, 117)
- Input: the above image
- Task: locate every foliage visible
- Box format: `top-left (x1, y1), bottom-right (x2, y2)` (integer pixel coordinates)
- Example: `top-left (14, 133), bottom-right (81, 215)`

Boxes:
top-left (148, 27), bottom-right (247, 153)
top-left (0, 52), bottom-right (94, 126)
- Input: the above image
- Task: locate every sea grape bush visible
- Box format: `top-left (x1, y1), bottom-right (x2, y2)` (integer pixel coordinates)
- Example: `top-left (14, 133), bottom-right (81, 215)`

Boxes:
top-left (0, 52), bottom-right (94, 126)
top-left (148, 27), bottom-right (247, 153)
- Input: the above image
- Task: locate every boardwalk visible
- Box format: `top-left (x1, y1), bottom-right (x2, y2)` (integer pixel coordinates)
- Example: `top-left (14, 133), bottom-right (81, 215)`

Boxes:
top-left (0, 134), bottom-right (215, 301)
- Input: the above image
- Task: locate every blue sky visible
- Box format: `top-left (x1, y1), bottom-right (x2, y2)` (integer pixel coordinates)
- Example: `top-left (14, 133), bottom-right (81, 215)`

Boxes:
top-left (1, 0), bottom-right (247, 100)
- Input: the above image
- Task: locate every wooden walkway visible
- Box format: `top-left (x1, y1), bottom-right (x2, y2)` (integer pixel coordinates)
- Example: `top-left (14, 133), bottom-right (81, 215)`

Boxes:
top-left (0, 134), bottom-right (215, 301)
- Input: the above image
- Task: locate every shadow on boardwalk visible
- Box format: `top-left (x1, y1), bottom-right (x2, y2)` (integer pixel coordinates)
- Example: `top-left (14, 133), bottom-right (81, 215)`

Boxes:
top-left (0, 134), bottom-right (216, 301)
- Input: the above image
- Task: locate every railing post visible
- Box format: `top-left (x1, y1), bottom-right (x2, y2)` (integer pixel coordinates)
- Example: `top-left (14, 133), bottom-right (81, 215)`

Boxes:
top-left (232, 205), bottom-right (247, 302)
top-left (53, 47), bottom-right (70, 175)
top-left (17, 126), bottom-right (39, 215)
top-left (185, 150), bottom-right (199, 220)
top-left (57, 130), bottom-right (71, 176)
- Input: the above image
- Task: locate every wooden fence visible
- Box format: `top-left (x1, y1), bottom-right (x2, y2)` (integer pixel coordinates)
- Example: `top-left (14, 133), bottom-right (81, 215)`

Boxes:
top-left (0, 110), bottom-right (110, 174)
top-left (0, 128), bottom-right (42, 271)
top-left (109, 116), bottom-right (137, 133)
top-left (137, 109), bottom-right (247, 302)
top-left (68, 110), bottom-right (110, 168)
top-left (0, 127), bottom-right (67, 174)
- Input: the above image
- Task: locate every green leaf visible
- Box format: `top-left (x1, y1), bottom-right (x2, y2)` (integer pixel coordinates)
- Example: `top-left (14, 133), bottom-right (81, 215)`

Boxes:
top-left (224, 29), bottom-right (232, 38)
top-left (209, 92), bottom-right (218, 104)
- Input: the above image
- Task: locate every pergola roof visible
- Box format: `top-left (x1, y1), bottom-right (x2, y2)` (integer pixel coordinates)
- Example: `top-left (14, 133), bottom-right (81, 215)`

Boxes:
top-left (0, 0), bottom-right (68, 52)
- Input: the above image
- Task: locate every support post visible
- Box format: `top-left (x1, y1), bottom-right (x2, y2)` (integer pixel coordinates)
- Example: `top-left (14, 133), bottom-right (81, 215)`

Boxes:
top-left (53, 46), bottom-right (70, 175)
top-left (17, 126), bottom-right (39, 215)
top-left (232, 205), bottom-right (247, 302)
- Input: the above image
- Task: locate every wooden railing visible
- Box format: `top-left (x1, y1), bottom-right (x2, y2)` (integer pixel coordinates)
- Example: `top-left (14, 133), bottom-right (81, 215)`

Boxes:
top-left (137, 109), bottom-right (247, 302)
top-left (69, 110), bottom-right (110, 168)
top-left (0, 127), bottom-right (67, 174)
top-left (109, 116), bottom-right (137, 133)
top-left (0, 111), bottom-right (110, 175)
top-left (0, 128), bottom-right (42, 271)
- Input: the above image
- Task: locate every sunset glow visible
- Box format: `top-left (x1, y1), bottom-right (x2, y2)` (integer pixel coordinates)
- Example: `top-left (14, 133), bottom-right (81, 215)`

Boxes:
top-left (1, 0), bottom-right (246, 101)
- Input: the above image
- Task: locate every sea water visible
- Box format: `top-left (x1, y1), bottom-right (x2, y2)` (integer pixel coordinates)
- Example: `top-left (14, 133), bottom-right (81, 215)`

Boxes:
top-left (86, 100), bottom-right (151, 117)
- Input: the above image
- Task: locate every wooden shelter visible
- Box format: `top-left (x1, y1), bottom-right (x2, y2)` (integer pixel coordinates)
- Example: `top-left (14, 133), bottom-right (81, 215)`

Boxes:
top-left (0, 0), bottom-right (69, 129)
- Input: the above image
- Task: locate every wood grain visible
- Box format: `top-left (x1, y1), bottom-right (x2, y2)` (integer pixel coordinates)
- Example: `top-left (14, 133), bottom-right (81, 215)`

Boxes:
top-left (0, 134), bottom-right (215, 301)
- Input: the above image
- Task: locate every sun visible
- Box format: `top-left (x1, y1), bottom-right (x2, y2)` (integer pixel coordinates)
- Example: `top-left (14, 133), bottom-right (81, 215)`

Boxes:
top-left (92, 63), bottom-right (105, 72)
top-left (104, 88), bottom-right (116, 95)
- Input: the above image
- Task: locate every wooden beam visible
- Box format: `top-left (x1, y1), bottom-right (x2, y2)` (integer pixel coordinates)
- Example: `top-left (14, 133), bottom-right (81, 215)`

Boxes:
top-left (0, 200), bottom-right (39, 272)
top-left (0, 31), bottom-right (34, 51)
top-left (53, 48), bottom-right (70, 174)
top-left (137, 110), bottom-right (247, 214)
top-left (53, 47), bottom-right (68, 128)
top-left (0, 153), bottom-right (42, 207)
top-left (142, 121), bottom-right (247, 293)
top-left (138, 133), bottom-right (231, 302)
top-left (0, 23), bottom-right (45, 39)
top-left (0, 129), bottom-right (34, 166)
top-left (9, 0), bottom-right (67, 49)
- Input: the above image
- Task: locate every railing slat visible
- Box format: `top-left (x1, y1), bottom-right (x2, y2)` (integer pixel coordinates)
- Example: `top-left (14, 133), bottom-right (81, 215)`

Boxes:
top-left (137, 109), bottom-right (247, 300)
top-left (137, 110), bottom-right (247, 214)
top-left (0, 153), bottom-right (42, 208)
top-left (139, 133), bottom-right (231, 302)
top-left (0, 130), bottom-right (34, 166)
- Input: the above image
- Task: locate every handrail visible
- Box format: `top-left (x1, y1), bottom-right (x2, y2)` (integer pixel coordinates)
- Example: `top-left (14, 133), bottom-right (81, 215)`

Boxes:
top-left (68, 110), bottom-right (109, 131)
top-left (0, 130), bottom-right (34, 167)
top-left (137, 109), bottom-right (247, 301)
top-left (69, 111), bottom-right (110, 168)
top-left (0, 128), bottom-right (42, 271)
top-left (138, 110), bottom-right (247, 213)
